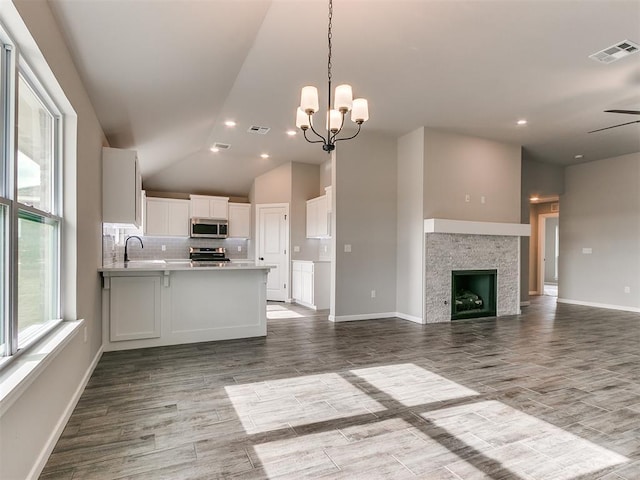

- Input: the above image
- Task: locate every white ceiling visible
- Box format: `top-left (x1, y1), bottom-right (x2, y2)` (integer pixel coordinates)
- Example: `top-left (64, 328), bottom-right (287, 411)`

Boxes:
top-left (49, 0), bottom-right (640, 197)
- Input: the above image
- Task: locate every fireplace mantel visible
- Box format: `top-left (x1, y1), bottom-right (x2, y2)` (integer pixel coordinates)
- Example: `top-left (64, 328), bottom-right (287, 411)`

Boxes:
top-left (424, 219), bottom-right (530, 237)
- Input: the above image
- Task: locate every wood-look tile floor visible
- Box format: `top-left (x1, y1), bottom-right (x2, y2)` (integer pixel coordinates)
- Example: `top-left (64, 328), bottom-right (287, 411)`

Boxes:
top-left (40, 297), bottom-right (640, 479)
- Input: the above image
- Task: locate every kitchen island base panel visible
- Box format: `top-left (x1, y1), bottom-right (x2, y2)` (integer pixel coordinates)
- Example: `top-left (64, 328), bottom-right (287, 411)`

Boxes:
top-left (102, 268), bottom-right (268, 352)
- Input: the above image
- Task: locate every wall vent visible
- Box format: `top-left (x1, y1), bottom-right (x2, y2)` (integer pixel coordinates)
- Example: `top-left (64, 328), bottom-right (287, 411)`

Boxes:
top-left (589, 40), bottom-right (639, 64)
top-left (248, 125), bottom-right (271, 135)
top-left (213, 142), bottom-right (231, 150)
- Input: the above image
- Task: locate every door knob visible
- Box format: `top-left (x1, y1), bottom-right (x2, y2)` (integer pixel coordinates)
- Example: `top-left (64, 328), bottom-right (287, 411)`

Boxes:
top-left (259, 257), bottom-right (264, 261)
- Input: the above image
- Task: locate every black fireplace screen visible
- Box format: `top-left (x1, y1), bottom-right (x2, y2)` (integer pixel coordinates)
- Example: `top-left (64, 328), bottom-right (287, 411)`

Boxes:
top-left (451, 269), bottom-right (497, 320)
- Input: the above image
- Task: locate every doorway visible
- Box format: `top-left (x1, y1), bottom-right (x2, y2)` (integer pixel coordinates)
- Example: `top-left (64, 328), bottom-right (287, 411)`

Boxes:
top-left (538, 212), bottom-right (559, 297)
top-left (255, 203), bottom-right (289, 302)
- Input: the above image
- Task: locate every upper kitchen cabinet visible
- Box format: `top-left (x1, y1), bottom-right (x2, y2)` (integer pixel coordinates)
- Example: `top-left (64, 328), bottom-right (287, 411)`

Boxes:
top-left (102, 147), bottom-right (142, 226)
top-left (190, 194), bottom-right (229, 219)
top-left (228, 203), bottom-right (251, 238)
top-left (306, 194), bottom-right (329, 238)
top-left (145, 197), bottom-right (190, 236)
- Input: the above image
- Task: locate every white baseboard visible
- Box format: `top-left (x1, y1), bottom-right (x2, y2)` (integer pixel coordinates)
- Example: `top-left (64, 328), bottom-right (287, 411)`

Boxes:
top-left (557, 298), bottom-right (640, 313)
top-left (394, 312), bottom-right (424, 324)
top-left (28, 345), bottom-right (103, 480)
top-left (329, 312), bottom-right (397, 323)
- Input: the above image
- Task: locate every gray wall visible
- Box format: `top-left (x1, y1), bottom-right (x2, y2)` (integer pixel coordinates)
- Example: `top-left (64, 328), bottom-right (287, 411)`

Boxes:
top-left (423, 129), bottom-right (522, 223)
top-left (1, 1), bottom-right (106, 478)
top-left (559, 152), bottom-right (640, 309)
top-left (520, 155), bottom-right (565, 302)
top-left (333, 132), bottom-right (398, 318)
top-left (396, 127), bottom-right (425, 321)
top-left (291, 162), bottom-right (321, 261)
top-left (544, 216), bottom-right (559, 283)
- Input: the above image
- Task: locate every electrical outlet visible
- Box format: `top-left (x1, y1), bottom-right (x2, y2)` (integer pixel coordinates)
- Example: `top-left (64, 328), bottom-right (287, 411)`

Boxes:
top-left (344, 244), bottom-right (352, 253)
top-left (83, 326), bottom-right (87, 343)
top-left (237, 246), bottom-right (242, 252)
top-left (371, 290), bottom-right (376, 298)
top-left (481, 196), bottom-right (486, 204)
top-left (582, 247), bottom-right (592, 254)
top-left (293, 246), bottom-right (300, 252)
top-left (323, 245), bottom-right (328, 253)
top-left (624, 286), bottom-right (631, 294)
top-left (161, 245), bottom-right (166, 251)
top-left (465, 194), bottom-right (471, 203)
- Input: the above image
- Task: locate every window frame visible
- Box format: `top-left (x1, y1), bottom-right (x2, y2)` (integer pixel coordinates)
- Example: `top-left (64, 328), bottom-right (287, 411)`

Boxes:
top-left (0, 26), bottom-right (64, 362)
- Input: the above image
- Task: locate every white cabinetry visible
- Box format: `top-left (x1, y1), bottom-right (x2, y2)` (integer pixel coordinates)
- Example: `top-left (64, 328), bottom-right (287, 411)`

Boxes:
top-left (306, 195), bottom-right (329, 238)
top-left (292, 261), bottom-right (330, 310)
top-left (190, 195), bottom-right (229, 219)
top-left (145, 197), bottom-right (190, 236)
top-left (228, 203), bottom-right (251, 238)
top-left (102, 147), bottom-right (142, 226)
top-left (109, 275), bottom-right (161, 341)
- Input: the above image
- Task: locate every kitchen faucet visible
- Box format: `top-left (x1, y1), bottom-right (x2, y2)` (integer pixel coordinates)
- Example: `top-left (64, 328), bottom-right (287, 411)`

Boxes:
top-left (124, 236), bottom-right (143, 262)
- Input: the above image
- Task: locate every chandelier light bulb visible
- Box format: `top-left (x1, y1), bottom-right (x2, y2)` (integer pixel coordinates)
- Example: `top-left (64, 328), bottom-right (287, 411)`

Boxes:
top-left (326, 109), bottom-right (342, 133)
top-left (300, 86), bottom-right (319, 115)
top-left (335, 84), bottom-right (353, 113)
top-left (296, 108), bottom-right (310, 130)
top-left (351, 98), bottom-right (369, 123)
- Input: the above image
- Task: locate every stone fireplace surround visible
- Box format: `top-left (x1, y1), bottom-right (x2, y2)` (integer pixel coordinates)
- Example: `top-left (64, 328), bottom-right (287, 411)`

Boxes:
top-left (424, 219), bottom-right (530, 323)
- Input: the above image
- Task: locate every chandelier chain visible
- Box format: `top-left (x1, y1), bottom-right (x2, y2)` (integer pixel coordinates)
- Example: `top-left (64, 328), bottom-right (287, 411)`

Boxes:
top-left (327, 0), bottom-right (332, 83)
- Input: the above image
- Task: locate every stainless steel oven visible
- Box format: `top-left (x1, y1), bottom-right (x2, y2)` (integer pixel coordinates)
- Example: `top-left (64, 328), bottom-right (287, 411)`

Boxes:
top-left (190, 217), bottom-right (228, 238)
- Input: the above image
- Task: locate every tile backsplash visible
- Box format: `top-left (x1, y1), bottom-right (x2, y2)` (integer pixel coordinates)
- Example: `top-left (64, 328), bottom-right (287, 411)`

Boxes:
top-left (103, 227), bottom-right (250, 265)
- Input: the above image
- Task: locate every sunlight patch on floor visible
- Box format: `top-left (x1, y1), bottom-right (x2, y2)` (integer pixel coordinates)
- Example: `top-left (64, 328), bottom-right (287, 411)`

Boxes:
top-left (351, 363), bottom-right (479, 406)
top-left (266, 304), bottom-right (305, 319)
top-left (224, 372), bottom-right (385, 435)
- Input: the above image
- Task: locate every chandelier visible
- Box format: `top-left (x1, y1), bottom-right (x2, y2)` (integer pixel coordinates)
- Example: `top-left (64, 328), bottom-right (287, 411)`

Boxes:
top-left (295, 0), bottom-right (369, 153)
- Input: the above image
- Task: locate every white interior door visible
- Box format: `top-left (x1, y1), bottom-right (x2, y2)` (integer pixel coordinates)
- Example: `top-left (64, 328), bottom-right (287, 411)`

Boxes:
top-left (256, 204), bottom-right (289, 301)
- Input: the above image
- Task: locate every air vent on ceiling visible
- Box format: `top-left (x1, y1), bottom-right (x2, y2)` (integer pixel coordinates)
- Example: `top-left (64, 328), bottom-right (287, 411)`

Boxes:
top-left (213, 142), bottom-right (231, 150)
top-left (589, 40), bottom-right (639, 64)
top-left (247, 125), bottom-right (271, 135)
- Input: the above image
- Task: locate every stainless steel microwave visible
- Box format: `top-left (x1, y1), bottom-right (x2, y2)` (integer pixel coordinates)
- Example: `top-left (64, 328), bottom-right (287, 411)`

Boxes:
top-left (190, 217), bottom-right (228, 238)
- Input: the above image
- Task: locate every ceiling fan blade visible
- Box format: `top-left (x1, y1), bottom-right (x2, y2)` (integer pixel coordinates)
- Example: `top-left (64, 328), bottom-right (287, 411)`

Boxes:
top-left (588, 120), bottom-right (640, 133)
top-left (605, 109), bottom-right (640, 115)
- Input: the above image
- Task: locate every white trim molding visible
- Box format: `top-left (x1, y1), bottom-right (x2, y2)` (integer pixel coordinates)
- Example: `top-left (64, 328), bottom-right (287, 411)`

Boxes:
top-left (557, 298), bottom-right (640, 314)
top-left (395, 312), bottom-right (424, 324)
top-left (424, 218), bottom-right (530, 237)
top-left (28, 345), bottom-right (103, 480)
top-left (329, 312), bottom-right (397, 323)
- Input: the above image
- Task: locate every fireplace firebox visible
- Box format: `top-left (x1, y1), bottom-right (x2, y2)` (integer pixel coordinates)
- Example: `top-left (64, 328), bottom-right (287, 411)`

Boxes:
top-left (451, 269), bottom-right (497, 320)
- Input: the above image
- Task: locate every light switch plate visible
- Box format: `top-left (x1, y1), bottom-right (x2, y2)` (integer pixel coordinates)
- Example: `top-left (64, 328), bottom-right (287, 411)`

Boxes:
top-left (344, 244), bottom-right (352, 253)
top-left (582, 247), bottom-right (592, 254)
top-left (293, 246), bottom-right (300, 252)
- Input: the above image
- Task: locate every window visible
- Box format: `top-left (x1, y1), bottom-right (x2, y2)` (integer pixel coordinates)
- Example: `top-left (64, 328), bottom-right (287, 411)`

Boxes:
top-left (1, 30), bottom-right (63, 360)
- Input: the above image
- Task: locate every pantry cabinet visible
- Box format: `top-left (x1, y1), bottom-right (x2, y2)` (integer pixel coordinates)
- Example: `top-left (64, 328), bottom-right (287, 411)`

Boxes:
top-left (102, 147), bottom-right (142, 226)
top-left (292, 261), bottom-right (330, 310)
top-left (228, 203), bottom-right (251, 238)
top-left (190, 194), bottom-right (229, 219)
top-left (145, 197), bottom-right (190, 236)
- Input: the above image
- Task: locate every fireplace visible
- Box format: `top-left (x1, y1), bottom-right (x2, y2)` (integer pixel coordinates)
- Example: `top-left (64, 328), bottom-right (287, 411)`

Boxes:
top-left (451, 269), bottom-right (497, 320)
top-left (424, 219), bottom-right (530, 323)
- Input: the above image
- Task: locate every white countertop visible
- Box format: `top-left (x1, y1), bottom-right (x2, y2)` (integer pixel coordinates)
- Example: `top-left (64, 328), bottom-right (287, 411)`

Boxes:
top-left (100, 260), bottom-right (274, 273)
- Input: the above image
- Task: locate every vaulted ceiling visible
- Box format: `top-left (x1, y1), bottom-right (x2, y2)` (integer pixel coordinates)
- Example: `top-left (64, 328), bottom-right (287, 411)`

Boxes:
top-left (49, 0), bottom-right (640, 197)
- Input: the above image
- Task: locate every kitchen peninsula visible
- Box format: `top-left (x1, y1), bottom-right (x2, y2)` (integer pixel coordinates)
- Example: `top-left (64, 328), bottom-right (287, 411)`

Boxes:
top-left (99, 262), bottom-right (272, 351)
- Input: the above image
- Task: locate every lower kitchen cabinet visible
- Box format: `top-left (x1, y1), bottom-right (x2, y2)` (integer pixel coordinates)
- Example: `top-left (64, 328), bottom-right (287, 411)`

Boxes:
top-left (108, 275), bottom-right (162, 341)
top-left (292, 260), bottom-right (330, 310)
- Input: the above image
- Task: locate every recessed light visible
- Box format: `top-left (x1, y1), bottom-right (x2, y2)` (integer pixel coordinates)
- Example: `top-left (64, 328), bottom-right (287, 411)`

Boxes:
top-left (574, 154), bottom-right (584, 159)
top-left (286, 130), bottom-right (297, 136)
top-left (224, 120), bottom-right (237, 127)
top-left (516, 119), bottom-right (528, 126)
top-left (210, 147), bottom-right (219, 153)
top-left (260, 153), bottom-right (270, 159)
